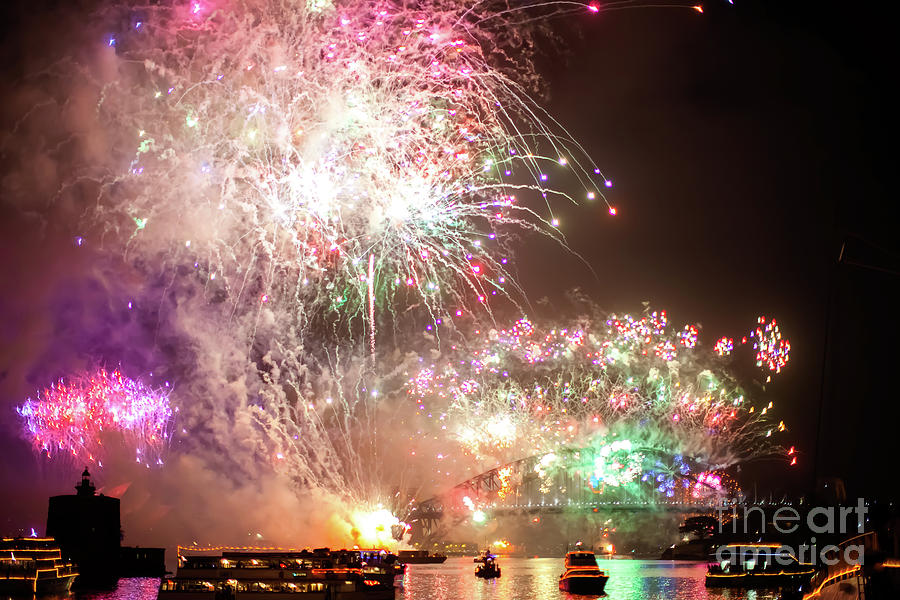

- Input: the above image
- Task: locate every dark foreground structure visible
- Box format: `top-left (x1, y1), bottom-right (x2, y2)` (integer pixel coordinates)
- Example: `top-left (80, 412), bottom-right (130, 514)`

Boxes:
top-left (46, 468), bottom-right (165, 587)
top-left (120, 546), bottom-right (166, 577)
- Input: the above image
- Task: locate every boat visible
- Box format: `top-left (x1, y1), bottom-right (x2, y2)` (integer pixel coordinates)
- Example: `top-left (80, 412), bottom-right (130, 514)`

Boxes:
top-left (705, 543), bottom-right (816, 588)
top-left (786, 532), bottom-right (900, 600)
top-left (395, 550), bottom-right (447, 564)
top-left (474, 550), bottom-right (500, 579)
top-left (558, 551), bottom-right (608, 594)
top-left (159, 547), bottom-right (403, 600)
top-left (0, 537), bottom-right (79, 596)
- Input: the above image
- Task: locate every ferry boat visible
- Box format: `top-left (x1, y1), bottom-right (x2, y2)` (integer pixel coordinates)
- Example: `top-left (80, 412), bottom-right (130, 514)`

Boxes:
top-left (789, 532), bottom-right (900, 600)
top-left (473, 550), bottom-right (500, 579)
top-left (395, 550), bottom-right (447, 564)
top-left (159, 547), bottom-right (402, 600)
top-left (0, 537), bottom-right (78, 596)
top-left (705, 543), bottom-right (816, 588)
top-left (558, 551), bottom-right (608, 594)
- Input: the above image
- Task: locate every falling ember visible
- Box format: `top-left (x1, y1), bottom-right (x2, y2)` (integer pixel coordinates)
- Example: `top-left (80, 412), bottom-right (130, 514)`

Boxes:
top-left (753, 316), bottom-right (791, 373)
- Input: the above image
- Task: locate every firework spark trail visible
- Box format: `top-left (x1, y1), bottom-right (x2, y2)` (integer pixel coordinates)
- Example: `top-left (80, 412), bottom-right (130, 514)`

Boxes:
top-left (17, 368), bottom-right (174, 468)
top-left (403, 310), bottom-right (792, 498)
top-left (368, 253), bottom-right (375, 357)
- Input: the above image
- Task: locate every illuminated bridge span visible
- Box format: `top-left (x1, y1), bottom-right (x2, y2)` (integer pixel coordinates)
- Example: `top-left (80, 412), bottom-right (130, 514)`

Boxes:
top-left (408, 448), bottom-right (740, 537)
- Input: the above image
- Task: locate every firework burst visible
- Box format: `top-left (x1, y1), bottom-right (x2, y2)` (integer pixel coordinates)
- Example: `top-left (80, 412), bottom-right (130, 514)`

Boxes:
top-left (17, 368), bottom-right (174, 468)
top-left (80, 0), bottom-right (627, 350)
top-left (403, 309), bottom-right (792, 496)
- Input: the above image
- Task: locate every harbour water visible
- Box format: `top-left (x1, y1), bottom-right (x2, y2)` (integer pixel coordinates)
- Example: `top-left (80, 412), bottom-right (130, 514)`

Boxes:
top-left (398, 558), bottom-right (779, 600)
top-left (74, 578), bottom-right (161, 600)
top-left (76, 559), bottom-right (780, 600)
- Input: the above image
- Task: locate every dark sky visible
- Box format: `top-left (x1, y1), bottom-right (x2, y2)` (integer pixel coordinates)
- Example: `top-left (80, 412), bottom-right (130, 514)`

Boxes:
top-left (515, 0), bottom-right (900, 499)
top-left (1, 0), bottom-right (898, 538)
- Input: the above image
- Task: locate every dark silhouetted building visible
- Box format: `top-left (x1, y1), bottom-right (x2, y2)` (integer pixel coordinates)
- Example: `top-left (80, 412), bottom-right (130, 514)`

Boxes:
top-left (46, 468), bottom-right (121, 587)
top-left (45, 468), bottom-right (167, 585)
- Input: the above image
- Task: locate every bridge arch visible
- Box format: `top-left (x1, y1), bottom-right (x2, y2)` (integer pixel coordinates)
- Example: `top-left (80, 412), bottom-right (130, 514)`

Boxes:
top-left (408, 446), bottom-right (741, 539)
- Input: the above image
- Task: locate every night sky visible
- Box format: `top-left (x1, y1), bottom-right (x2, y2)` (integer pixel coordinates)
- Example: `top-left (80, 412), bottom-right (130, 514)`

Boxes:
top-left (521, 0), bottom-right (900, 498)
top-left (1, 0), bottom-right (898, 541)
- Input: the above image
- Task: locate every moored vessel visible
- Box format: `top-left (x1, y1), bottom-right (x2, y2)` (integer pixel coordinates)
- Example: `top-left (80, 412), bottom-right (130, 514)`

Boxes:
top-left (160, 547), bottom-right (402, 600)
top-left (396, 550), bottom-right (446, 564)
top-left (0, 537), bottom-right (79, 596)
top-left (705, 543), bottom-right (816, 589)
top-left (789, 532), bottom-right (900, 600)
top-left (558, 551), bottom-right (608, 594)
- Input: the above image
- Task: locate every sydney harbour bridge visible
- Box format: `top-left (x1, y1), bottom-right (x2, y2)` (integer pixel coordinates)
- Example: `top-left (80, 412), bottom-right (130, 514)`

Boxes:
top-left (406, 447), bottom-right (742, 540)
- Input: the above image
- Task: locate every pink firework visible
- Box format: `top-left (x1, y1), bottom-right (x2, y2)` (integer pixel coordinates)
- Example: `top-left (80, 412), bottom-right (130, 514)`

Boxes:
top-left (17, 368), bottom-right (174, 467)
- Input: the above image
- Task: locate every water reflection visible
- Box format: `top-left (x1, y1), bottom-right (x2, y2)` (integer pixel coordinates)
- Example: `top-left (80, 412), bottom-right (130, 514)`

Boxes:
top-left (34, 562), bottom-right (780, 600)
top-left (28, 578), bottom-right (162, 600)
top-left (401, 558), bottom-right (781, 600)
top-left (75, 578), bottom-right (162, 600)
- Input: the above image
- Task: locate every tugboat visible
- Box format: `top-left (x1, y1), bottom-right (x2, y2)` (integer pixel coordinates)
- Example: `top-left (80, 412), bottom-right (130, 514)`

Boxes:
top-left (0, 537), bottom-right (79, 596)
top-left (558, 550), bottom-right (608, 594)
top-left (474, 550), bottom-right (501, 579)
